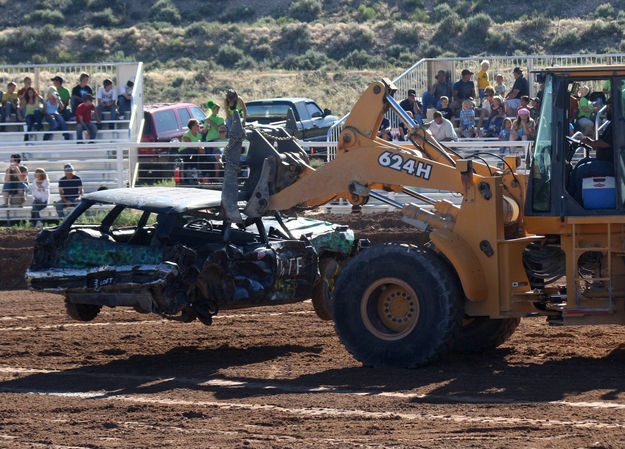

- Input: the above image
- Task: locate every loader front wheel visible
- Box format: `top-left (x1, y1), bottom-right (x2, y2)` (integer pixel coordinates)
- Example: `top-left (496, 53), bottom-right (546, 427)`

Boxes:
top-left (65, 298), bottom-right (101, 322)
top-left (451, 316), bottom-right (520, 354)
top-left (333, 243), bottom-right (463, 368)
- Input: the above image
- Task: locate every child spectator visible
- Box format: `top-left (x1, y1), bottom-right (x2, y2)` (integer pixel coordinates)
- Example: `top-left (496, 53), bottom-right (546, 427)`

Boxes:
top-left (30, 168), bottom-right (49, 226)
top-left (51, 76), bottom-right (72, 120)
top-left (43, 86), bottom-right (71, 141)
top-left (529, 97), bottom-right (541, 123)
top-left (511, 108), bottom-right (536, 141)
top-left (75, 94), bottom-right (101, 142)
top-left (71, 73), bottom-right (93, 114)
top-left (96, 79), bottom-right (118, 125)
top-left (517, 95), bottom-right (530, 115)
top-left (437, 96), bottom-right (453, 122)
top-left (494, 74), bottom-right (506, 97)
top-left (477, 60), bottom-right (490, 99)
top-left (1, 82), bottom-right (19, 123)
top-left (1, 154), bottom-right (28, 207)
top-left (203, 100), bottom-right (225, 141)
top-left (576, 85), bottom-right (598, 136)
top-left (498, 118), bottom-right (512, 156)
top-left (484, 95), bottom-right (506, 137)
top-left (21, 87), bottom-right (44, 141)
top-left (224, 89), bottom-right (247, 131)
top-left (55, 164), bottom-right (82, 218)
top-left (458, 99), bottom-right (476, 138)
top-left (477, 86), bottom-right (494, 136)
top-left (117, 79), bottom-right (133, 119)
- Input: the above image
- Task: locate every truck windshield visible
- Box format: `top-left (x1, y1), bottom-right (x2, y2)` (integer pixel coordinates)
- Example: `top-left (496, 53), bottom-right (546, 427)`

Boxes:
top-left (532, 75), bottom-right (553, 212)
top-left (247, 104), bottom-right (292, 121)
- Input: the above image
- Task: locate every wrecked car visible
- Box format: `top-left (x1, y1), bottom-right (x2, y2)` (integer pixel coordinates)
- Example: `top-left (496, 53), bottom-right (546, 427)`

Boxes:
top-left (25, 186), bottom-right (358, 324)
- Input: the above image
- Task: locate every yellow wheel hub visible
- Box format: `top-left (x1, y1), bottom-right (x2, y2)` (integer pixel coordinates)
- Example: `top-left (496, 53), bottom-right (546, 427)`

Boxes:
top-left (361, 278), bottom-right (420, 341)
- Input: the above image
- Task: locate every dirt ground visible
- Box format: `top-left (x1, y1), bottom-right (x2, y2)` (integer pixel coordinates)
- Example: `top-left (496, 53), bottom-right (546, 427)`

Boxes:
top-left (2, 216), bottom-right (625, 448)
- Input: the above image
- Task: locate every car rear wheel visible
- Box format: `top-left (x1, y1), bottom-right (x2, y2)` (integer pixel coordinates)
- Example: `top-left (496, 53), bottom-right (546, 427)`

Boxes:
top-left (65, 298), bottom-right (102, 322)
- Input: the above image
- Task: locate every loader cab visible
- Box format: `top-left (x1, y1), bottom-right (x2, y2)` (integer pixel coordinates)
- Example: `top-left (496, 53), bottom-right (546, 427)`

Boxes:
top-left (526, 66), bottom-right (625, 218)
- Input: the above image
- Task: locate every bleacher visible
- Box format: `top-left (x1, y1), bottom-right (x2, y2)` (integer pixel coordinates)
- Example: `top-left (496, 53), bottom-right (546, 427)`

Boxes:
top-left (0, 62), bottom-right (143, 224)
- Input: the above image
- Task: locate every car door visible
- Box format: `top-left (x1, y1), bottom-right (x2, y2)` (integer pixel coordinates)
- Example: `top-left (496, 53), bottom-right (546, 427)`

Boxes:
top-left (302, 101), bottom-right (327, 141)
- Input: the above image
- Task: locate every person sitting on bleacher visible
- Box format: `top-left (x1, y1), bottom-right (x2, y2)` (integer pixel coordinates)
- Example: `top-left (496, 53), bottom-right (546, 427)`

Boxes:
top-left (55, 164), bottom-right (82, 219)
top-left (17, 77), bottom-right (39, 107)
top-left (43, 87), bottom-right (71, 141)
top-left (1, 82), bottom-right (19, 124)
top-left (96, 79), bottom-right (118, 126)
top-left (21, 87), bottom-right (44, 142)
top-left (30, 168), bottom-right (49, 226)
top-left (75, 94), bottom-right (101, 142)
top-left (70, 73), bottom-right (93, 114)
top-left (51, 76), bottom-right (72, 120)
top-left (117, 79), bottom-right (133, 119)
top-left (1, 154), bottom-right (28, 207)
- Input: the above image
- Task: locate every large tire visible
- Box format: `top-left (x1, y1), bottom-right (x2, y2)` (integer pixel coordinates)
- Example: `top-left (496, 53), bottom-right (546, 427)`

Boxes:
top-left (311, 256), bottom-right (343, 321)
top-left (333, 243), bottom-right (463, 368)
top-left (451, 316), bottom-right (520, 354)
top-left (65, 299), bottom-right (102, 322)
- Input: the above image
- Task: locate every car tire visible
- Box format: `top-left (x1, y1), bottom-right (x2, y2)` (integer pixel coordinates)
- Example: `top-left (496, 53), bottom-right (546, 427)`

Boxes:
top-left (65, 298), bottom-right (101, 322)
top-left (451, 316), bottom-right (520, 354)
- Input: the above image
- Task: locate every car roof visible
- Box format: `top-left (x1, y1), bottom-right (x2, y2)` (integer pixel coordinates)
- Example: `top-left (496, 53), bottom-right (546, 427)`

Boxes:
top-left (84, 187), bottom-right (222, 213)
top-left (144, 103), bottom-right (200, 112)
top-left (247, 98), bottom-right (315, 104)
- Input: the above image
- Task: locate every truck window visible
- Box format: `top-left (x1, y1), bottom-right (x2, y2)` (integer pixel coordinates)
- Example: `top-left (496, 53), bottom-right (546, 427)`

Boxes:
top-left (532, 75), bottom-right (553, 212)
top-left (305, 102), bottom-right (323, 118)
top-left (190, 106), bottom-right (206, 121)
top-left (295, 103), bottom-right (308, 120)
top-left (247, 104), bottom-right (292, 121)
top-left (177, 108), bottom-right (191, 128)
top-left (154, 109), bottom-right (179, 133)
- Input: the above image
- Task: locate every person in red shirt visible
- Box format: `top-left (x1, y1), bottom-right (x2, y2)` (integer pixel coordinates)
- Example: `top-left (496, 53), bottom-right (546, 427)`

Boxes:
top-left (75, 94), bottom-right (101, 142)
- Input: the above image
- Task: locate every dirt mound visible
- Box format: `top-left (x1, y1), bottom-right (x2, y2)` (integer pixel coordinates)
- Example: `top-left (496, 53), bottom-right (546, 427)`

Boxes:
top-left (0, 228), bottom-right (39, 289)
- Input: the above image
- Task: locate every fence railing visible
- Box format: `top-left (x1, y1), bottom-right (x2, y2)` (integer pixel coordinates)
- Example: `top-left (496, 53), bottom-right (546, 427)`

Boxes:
top-left (327, 53), bottom-right (625, 145)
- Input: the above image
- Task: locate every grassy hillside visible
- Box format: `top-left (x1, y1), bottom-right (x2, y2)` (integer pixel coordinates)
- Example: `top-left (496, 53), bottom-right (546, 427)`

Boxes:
top-left (1, 0), bottom-right (624, 114)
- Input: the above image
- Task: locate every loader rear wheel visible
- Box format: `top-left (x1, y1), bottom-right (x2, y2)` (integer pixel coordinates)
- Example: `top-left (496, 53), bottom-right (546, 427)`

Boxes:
top-left (451, 316), bottom-right (520, 354)
top-left (333, 243), bottom-right (463, 368)
top-left (311, 256), bottom-right (342, 321)
top-left (65, 298), bottom-right (101, 322)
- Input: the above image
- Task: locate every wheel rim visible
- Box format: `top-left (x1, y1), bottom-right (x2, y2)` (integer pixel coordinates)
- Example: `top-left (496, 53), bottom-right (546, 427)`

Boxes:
top-left (360, 277), bottom-right (420, 341)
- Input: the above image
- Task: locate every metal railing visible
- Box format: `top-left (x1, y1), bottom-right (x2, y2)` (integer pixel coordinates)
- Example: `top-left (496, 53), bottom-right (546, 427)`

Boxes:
top-left (327, 53), bottom-right (625, 146)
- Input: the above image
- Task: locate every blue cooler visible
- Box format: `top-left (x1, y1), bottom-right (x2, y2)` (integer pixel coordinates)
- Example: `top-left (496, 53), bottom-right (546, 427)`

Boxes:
top-left (582, 176), bottom-right (616, 209)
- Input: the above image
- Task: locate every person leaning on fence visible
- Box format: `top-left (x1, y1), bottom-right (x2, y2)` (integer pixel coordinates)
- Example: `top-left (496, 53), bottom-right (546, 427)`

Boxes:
top-left (43, 86), bottom-right (71, 141)
top-left (179, 118), bottom-right (205, 183)
top-left (1, 82), bottom-right (19, 124)
top-left (55, 164), bottom-right (82, 218)
top-left (1, 154), bottom-right (28, 207)
top-left (224, 89), bottom-right (247, 132)
top-left (75, 94), bottom-right (101, 142)
top-left (30, 168), bottom-right (49, 226)
top-left (51, 76), bottom-right (72, 120)
top-left (117, 79), bottom-right (133, 119)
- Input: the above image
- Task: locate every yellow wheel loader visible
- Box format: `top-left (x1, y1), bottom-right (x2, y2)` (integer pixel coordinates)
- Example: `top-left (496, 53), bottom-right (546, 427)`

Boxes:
top-left (239, 66), bottom-right (625, 368)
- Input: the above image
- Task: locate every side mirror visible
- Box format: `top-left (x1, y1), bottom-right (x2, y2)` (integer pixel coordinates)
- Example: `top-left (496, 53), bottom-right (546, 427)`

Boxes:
top-left (323, 108), bottom-right (331, 117)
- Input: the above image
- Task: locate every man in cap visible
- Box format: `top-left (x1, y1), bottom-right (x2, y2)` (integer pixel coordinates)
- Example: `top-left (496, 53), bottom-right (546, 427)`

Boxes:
top-left (203, 100), bottom-right (225, 142)
top-left (51, 76), bottom-right (72, 120)
top-left (399, 89), bottom-right (423, 125)
top-left (55, 164), bottom-right (83, 218)
top-left (505, 67), bottom-right (530, 116)
top-left (452, 69), bottom-right (476, 115)
top-left (422, 70), bottom-right (452, 110)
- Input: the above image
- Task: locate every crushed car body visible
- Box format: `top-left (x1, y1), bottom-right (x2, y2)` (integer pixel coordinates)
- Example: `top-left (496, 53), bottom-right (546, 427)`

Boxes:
top-left (26, 187), bottom-right (356, 324)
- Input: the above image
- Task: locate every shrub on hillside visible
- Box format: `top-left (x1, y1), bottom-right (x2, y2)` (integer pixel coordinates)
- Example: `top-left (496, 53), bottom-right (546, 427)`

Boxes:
top-left (276, 23), bottom-right (311, 53)
top-left (464, 13), bottom-right (491, 41)
top-left (431, 3), bottom-right (452, 22)
top-left (185, 22), bottom-right (209, 38)
top-left (220, 6), bottom-right (256, 23)
top-left (549, 29), bottom-right (581, 52)
top-left (401, 0), bottom-right (424, 11)
top-left (433, 12), bottom-right (462, 42)
top-left (357, 5), bottom-right (376, 22)
top-left (393, 23), bottom-right (420, 45)
top-left (288, 0), bottom-right (322, 22)
top-left (282, 49), bottom-right (329, 70)
top-left (583, 19), bottom-right (621, 40)
top-left (595, 3), bottom-right (615, 19)
top-left (340, 49), bottom-right (385, 69)
top-left (26, 9), bottom-right (64, 24)
top-left (216, 44), bottom-right (245, 68)
top-left (148, 0), bottom-right (181, 25)
top-left (326, 27), bottom-right (375, 60)
top-left (91, 8), bottom-right (118, 27)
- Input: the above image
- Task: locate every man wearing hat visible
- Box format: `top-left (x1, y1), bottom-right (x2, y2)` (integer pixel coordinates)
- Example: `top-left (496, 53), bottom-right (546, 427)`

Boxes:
top-left (505, 67), bottom-right (530, 116)
top-left (55, 164), bottom-right (82, 219)
top-left (51, 76), bottom-right (72, 120)
top-left (422, 70), bottom-right (453, 111)
top-left (399, 89), bottom-right (423, 125)
top-left (452, 69), bottom-right (476, 115)
top-left (203, 100), bottom-right (225, 141)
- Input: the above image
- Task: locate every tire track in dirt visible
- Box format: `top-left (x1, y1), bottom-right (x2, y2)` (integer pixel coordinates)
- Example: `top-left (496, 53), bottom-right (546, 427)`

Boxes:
top-left (2, 387), bottom-right (624, 430)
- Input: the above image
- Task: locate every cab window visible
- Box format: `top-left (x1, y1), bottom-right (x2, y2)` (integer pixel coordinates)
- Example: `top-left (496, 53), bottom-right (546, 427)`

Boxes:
top-left (532, 75), bottom-right (553, 212)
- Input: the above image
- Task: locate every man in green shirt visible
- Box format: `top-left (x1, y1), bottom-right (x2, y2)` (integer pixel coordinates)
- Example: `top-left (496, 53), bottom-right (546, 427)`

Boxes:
top-left (51, 76), bottom-right (72, 120)
top-left (203, 100), bottom-right (225, 142)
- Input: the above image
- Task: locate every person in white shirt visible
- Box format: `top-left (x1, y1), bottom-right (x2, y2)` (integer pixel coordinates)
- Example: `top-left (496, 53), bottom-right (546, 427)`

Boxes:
top-left (429, 110), bottom-right (458, 142)
top-left (31, 168), bottom-right (49, 226)
top-left (96, 78), bottom-right (118, 124)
